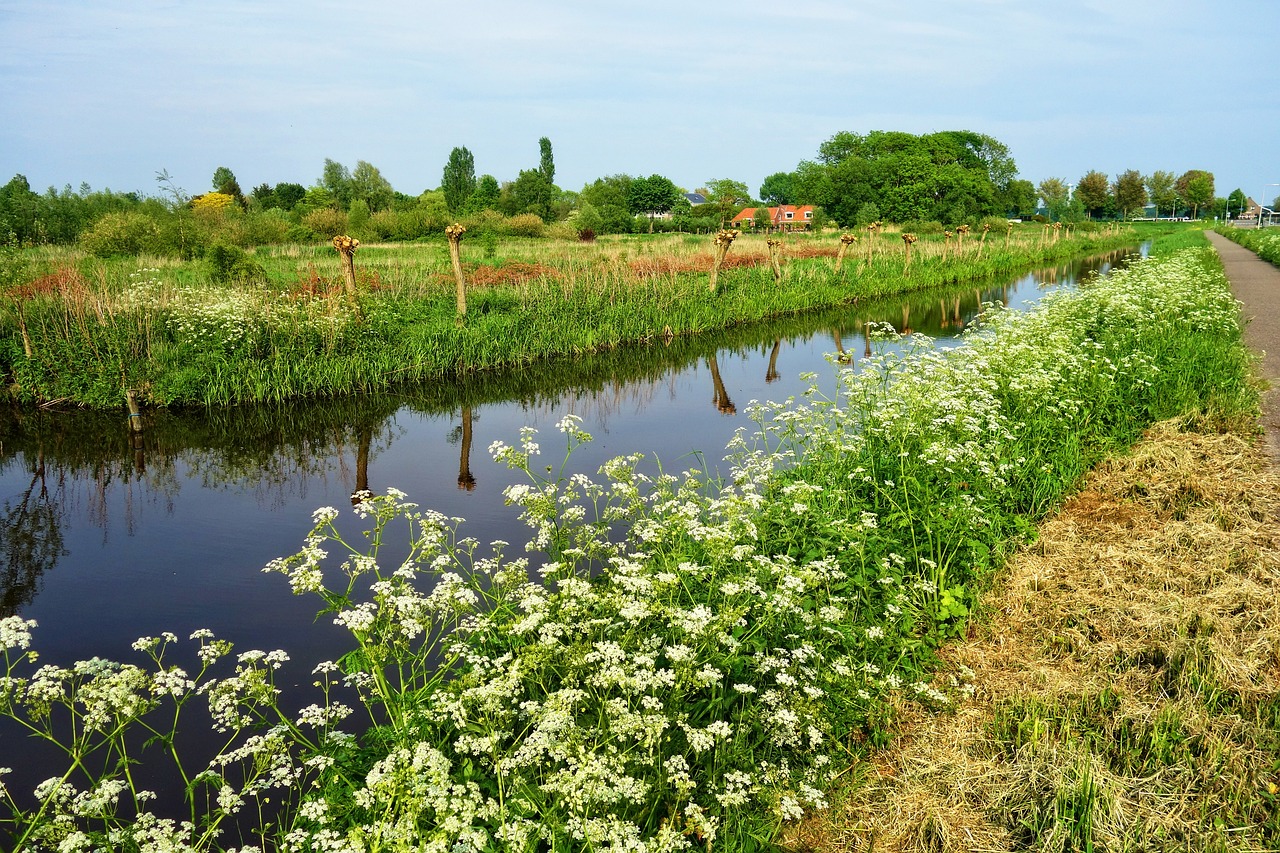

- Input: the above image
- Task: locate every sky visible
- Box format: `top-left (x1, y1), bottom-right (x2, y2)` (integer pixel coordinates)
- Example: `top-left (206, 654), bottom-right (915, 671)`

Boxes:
top-left (2, 1), bottom-right (1278, 205)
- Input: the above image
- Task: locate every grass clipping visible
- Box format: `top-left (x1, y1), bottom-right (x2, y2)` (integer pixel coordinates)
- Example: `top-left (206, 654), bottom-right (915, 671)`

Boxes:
top-left (791, 420), bottom-right (1280, 852)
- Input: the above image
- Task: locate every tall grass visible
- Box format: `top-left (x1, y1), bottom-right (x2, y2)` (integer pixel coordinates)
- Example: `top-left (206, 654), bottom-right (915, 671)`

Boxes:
top-left (0, 234), bottom-right (1256, 851)
top-left (0, 226), bottom-right (1160, 408)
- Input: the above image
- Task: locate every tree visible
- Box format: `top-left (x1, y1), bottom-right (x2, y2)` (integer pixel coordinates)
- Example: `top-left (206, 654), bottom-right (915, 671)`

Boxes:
top-left (998, 178), bottom-right (1038, 218)
top-left (502, 169), bottom-right (554, 220)
top-left (1227, 188), bottom-right (1247, 219)
top-left (350, 161), bottom-right (395, 212)
top-left (274, 182), bottom-right (306, 211)
top-left (466, 175), bottom-right (500, 212)
top-left (1037, 178), bottom-right (1070, 221)
top-left (1146, 171), bottom-right (1177, 218)
top-left (704, 178), bottom-right (751, 226)
top-left (442, 147), bottom-right (477, 214)
top-left (539, 137), bottom-right (555, 186)
top-left (211, 167), bottom-right (244, 205)
top-left (1075, 171), bottom-right (1110, 218)
top-left (579, 175), bottom-right (633, 212)
top-left (1112, 170), bottom-right (1147, 219)
top-left (321, 159), bottom-right (353, 208)
top-left (1177, 170), bottom-right (1214, 219)
top-left (759, 172), bottom-right (796, 205)
top-left (627, 174), bottom-right (681, 224)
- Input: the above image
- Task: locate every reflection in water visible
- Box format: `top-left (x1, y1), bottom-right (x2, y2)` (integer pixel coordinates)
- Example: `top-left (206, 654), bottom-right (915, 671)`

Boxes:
top-left (708, 354), bottom-right (736, 415)
top-left (454, 407), bottom-right (477, 491)
top-left (0, 450), bottom-right (67, 616)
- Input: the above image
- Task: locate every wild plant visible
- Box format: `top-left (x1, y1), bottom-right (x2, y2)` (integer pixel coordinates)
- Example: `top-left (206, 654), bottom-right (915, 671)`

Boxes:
top-left (0, 243), bottom-right (1249, 851)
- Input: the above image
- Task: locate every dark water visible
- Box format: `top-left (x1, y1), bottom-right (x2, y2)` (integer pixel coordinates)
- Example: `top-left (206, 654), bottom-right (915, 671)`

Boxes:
top-left (0, 247), bottom-right (1139, 807)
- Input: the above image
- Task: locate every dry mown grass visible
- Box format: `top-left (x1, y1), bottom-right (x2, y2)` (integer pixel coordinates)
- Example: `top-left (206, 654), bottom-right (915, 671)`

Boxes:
top-left (788, 420), bottom-right (1280, 852)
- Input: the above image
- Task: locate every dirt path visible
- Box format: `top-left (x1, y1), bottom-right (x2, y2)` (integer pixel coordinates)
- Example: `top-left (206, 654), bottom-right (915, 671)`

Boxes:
top-left (1205, 229), bottom-right (1280, 465)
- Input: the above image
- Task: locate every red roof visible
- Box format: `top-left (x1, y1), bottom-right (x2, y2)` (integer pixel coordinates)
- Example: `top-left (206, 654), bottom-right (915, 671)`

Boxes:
top-left (730, 205), bottom-right (815, 225)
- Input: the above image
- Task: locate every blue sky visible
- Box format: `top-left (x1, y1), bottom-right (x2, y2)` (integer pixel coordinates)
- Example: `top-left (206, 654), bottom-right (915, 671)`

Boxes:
top-left (2, 1), bottom-right (1277, 204)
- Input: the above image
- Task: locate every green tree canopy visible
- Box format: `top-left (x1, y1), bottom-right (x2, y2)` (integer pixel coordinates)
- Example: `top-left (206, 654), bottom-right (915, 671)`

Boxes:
top-left (539, 137), bottom-right (555, 186)
top-left (442, 147), bottom-right (477, 214)
top-left (465, 174), bottom-right (500, 213)
top-left (704, 178), bottom-right (751, 225)
top-left (320, 159), bottom-right (353, 208)
top-left (350, 161), bottom-right (395, 212)
top-left (1075, 171), bottom-right (1111, 218)
top-left (1177, 170), bottom-right (1214, 218)
top-left (1112, 170), bottom-right (1148, 219)
top-left (793, 130), bottom-right (1016, 226)
top-left (759, 172), bottom-right (797, 205)
top-left (1146, 171), bottom-right (1177, 218)
top-left (627, 174), bottom-right (681, 218)
top-left (1037, 178), bottom-right (1070, 221)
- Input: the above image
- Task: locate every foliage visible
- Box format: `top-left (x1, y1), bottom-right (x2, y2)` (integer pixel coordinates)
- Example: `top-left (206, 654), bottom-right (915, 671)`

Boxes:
top-left (538, 137), bottom-right (555, 187)
top-left (349, 161), bottom-right (395, 213)
top-left (1216, 225), bottom-right (1280, 266)
top-left (627, 175), bottom-right (681, 219)
top-left (0, 239), bottom-right (1254, 851)
top-left (794, 130), bottom-right (1015, 226)
top-left (205, 244), bottom-right (265, 284)
top-left (441, 147), bottom-right (477, 214)
top-left (759, 172), bottom-right (796, 205)
top-left (1177, 170), bottom-right (1215, 219)
top-left (465, 175), bottom-right (500, 213)
top-left (1112, 170), bottom-right (1147, 218)
top-left (78, 211), bottom-right (162, 257)
top-left (1038, 178), bottom-right (1070, 221)
top-left (704, 179), bottom-right (751, 226)
top-left (1146, 170), bottom-right (1177, 217)
top-left (1075, 170), bottom-right (1110, 219)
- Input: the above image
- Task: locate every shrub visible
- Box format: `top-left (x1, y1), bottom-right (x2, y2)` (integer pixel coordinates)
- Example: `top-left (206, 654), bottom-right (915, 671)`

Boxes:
top-left (79, 211), bottom-right (161, 257)
top-left (301, 208), bottom-right (348, 240)
top-left (205, 243), bottom-right (266, 284)
top-left (506, 212), bottom-right (546, 238)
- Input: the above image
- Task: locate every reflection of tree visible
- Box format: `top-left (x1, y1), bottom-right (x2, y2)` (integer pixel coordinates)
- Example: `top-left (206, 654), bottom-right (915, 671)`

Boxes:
top-left (766, 338), bottom-right (781, 383)
top-left (707, 355), bottom-right (736, 415)
top-left (450, 406), bottom-right (477, 491)
top-left (351, 424), bottom-right (373, 504)
top-left (832, 329), bottom-right (851, 363)
top-left (0, 451), bottom-right (67, 617)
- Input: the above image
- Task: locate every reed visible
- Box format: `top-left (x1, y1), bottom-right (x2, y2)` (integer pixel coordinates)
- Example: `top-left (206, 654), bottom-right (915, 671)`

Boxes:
top-left (0, 225), bottom-right (1162, 408)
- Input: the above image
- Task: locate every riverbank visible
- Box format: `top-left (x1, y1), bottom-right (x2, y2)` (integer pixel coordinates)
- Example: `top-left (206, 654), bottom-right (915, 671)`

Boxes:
top-left (789, 231), bottom-right (1280, 851)
top-left (0, 231), bottom-right (1255, 851)
top-left (789, 419), bottom-right (1280, 851)
top-left (1, 224), bottom-right (1153, 408)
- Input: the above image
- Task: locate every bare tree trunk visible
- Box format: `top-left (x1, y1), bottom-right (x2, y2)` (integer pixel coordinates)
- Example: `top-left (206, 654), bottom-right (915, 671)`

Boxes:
top-left (835, 233), bottom-right (857, 273)
top-left (708, 354), bottom-right (735, 414)
top-left (767, 238), bottom-right (783, 283)
top-left (446, 223), bottom-right (468, 322)
top-left (709, 229), bottom-right (739, 293)
top-left (332, 235), bottom-right (361, 319)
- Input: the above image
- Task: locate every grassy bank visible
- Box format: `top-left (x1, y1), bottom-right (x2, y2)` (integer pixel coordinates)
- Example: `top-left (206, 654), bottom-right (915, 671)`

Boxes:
top-left (794, 421), bottom-right (1280, 852)
top-left (0, 231), bottom-right (1257, 851)
top-left (0, 224), bottom-right (1154, 408)
top-left (1215, 225), bottom-right (1280, 266)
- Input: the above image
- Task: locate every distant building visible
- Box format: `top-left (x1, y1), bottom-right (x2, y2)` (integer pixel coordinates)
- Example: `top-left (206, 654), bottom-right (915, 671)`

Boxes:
top-left (730, 204), bottom-right (815, 231)
top-left (684, 192), bottom-right (708, 207)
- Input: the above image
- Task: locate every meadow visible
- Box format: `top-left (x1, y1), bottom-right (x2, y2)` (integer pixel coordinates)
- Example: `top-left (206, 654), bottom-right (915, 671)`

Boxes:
top-left (0, 229), bottom-right (1263, 852)
top-left (0, 222), bottom-right (1148, 408)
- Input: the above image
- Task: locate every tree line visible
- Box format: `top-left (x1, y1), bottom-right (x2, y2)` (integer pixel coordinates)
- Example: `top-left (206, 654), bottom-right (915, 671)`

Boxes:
top-left (0, 130), bottom-right (1237, 256)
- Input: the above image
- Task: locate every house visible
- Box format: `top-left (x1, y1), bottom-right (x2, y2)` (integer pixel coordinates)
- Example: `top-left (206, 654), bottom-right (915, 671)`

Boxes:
top-left (730, 204), bottom-right (815, 231)
top-left (684, 192), bottom-right (708, 206)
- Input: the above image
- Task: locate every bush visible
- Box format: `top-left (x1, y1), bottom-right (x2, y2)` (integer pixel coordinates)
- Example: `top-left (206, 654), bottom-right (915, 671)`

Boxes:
top-left (301, 208), bottom-right (348, 240)
top-left (506, 213), bottom-right (546, 238)
top-left (206, 243), bottom-right (266, 284)
top-left (900, 219), bottom-right (945, 235)
top-left (79, 211), bottom-right (162, 257)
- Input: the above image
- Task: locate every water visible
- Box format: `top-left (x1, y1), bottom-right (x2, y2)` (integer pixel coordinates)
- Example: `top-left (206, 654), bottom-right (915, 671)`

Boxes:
top-left (0, 247), bottom-right (1139, 810)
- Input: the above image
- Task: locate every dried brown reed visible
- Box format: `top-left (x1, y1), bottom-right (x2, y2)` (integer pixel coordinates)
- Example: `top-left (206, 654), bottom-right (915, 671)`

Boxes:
top-left (788, 421), bottom-right (1280, 852)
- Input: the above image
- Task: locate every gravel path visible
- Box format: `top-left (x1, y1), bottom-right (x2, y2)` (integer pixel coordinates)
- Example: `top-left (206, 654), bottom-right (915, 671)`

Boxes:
top-left (1205, 229), bottom-right (1280, 465)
